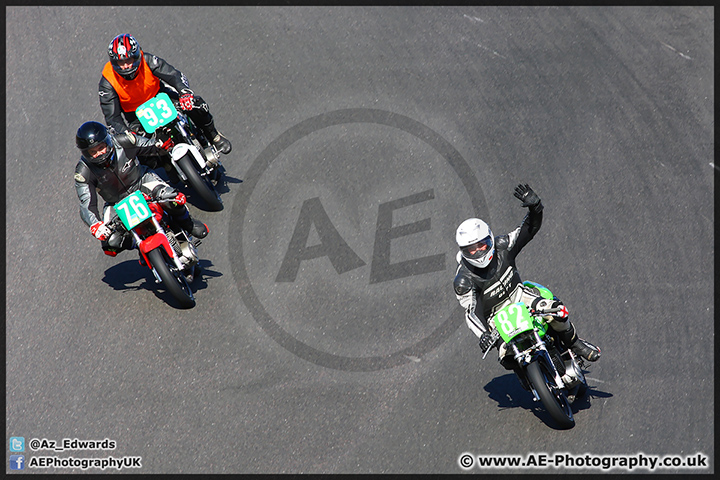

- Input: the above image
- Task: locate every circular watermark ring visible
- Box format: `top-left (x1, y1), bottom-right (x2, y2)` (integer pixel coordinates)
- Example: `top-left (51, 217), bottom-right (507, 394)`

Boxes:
top-left (229, 108), bottom-right (487, 371)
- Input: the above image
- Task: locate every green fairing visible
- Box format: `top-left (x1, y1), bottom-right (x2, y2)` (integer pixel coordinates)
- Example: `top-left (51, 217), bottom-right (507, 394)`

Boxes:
top-left (533, 316), bottom-right (549, 338)
top-left (492, 282), bottom-right (557, 344)
top-left (523, 280), bottom-right (554, 300)
top-left (493, 302), bottom-right (548, 343)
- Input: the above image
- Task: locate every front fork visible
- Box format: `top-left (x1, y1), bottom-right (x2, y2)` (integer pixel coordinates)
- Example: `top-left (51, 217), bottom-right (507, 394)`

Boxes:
top-left (131, 217), bottom-right (185, 283)
top-left (168, 122), bottom-right (222, 181)
top-left (513, 332), bottom-right (566, 403)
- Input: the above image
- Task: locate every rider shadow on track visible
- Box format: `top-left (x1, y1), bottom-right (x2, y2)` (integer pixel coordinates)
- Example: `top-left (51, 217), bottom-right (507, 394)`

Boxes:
top-left (484, 372), bottom-right (613, 430)
top-left (101, 258), bottom-right (223, 309)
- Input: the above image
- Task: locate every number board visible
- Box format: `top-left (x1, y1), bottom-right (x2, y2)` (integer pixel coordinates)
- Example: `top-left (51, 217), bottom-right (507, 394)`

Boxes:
top-left (135, 92), bottom-right (178, 133)
top-left (492, 302), bottom-right (546, 344)
top-left (114, 191), bottom-right (153, 230)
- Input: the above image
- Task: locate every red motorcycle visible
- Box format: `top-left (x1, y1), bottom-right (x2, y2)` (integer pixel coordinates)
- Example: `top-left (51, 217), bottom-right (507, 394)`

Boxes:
top-left (108, 189), bottom-right (201, 308)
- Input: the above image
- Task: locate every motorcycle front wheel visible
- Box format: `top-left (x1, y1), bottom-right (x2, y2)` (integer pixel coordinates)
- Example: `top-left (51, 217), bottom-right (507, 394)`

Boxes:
top-left (176, 153), bottom-right (223, 211)
top-left (526, 358), bottom-right (575, 429)
top-left (147, 247), bottom-right (196, 309)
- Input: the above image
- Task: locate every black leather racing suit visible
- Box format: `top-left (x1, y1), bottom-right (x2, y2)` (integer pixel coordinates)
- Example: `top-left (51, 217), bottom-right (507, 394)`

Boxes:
top-left (74, 133), bottom-right (188, 252)
top-left (454, 200), bottom-right (545, 337)
top-left (454, 192), bottom-right (601, 365)
top-left (98, 52), bottom-right (214, 137)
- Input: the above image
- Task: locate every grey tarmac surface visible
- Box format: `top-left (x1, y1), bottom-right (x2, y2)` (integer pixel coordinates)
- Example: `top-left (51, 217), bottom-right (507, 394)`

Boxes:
top-left (6, 6), bottom-right (714, 474)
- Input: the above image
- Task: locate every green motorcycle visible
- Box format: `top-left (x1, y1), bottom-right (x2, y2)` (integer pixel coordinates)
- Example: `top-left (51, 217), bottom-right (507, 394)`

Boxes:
top-left (482, 281), bottom-right (589, 429)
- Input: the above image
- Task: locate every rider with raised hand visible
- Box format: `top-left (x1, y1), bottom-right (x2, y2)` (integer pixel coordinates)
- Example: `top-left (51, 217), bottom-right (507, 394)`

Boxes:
top-left (453, 184), bottom-right (600, 369)
top-left (74, 121), bottom-right (209, 256)
top-left (98, 33), bottom-right (232, 162)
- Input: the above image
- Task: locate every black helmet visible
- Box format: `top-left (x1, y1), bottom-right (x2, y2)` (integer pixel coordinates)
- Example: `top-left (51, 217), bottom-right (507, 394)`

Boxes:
top-left (108, 34), bottom-right (142, 79)
top-left (76, 121), bottom-right (116, 168)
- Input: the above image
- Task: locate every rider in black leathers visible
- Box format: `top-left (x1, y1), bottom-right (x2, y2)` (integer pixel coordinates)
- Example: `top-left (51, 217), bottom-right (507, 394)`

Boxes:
top-left (74, 121), bottom-right (208, 256)
top-left (453, 184), bottom-right (601, 367)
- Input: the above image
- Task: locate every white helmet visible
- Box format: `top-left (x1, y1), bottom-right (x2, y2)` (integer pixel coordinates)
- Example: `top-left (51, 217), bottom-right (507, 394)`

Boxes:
top-left (456, 218), bottom-right (495, 268)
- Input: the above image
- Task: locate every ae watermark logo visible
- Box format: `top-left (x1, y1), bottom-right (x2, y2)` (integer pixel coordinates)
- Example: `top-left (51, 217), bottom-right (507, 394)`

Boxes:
top-left (230, 109), bottom-right (487, 370)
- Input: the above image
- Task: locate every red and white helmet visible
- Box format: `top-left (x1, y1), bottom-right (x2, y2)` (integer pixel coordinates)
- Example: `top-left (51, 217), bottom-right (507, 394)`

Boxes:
top-left (108, 34), bottom-right (142, 78)
top-left (456, 218), bottom-right (495, 268)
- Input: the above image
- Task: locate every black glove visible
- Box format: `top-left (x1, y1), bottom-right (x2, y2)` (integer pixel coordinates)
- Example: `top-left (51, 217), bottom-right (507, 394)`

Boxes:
top-left (514, 183), bottom-right (541, 209)
top-left (479, 330), bottom-right (499, 353)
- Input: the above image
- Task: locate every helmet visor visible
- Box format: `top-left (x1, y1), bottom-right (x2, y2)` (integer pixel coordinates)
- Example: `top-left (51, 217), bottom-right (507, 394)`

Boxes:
top-left (111, 57), bottom-right (141, 77)
top-left (82, 140), bottom-right (114, 167)
top-left (460, 236), bottom-right (493, 260)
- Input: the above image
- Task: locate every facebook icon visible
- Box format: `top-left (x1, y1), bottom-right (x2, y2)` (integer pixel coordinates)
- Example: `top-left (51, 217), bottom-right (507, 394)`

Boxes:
top-left (10, 455), bottom-right (25, 470)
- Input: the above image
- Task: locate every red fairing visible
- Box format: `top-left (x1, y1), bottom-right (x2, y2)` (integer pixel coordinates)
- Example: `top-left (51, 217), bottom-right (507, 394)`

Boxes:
top-left (148, 202), bottom-right (164, 222)
top-left (138, 233), bottom-right (175, 267)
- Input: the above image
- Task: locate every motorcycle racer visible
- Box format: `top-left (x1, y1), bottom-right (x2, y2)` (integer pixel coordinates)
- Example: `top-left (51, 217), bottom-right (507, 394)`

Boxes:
top-left (98, 33), bottom-right (232, 175)
top-left (453, 184), bottom-right (601, 368)
top-left (74, 121), bottom-right (209, 256)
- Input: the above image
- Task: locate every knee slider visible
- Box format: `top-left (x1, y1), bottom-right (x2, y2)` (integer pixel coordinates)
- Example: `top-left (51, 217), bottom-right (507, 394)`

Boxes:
top-left (107, 232), bottom-right (133, 250)
top-left (151, 184), bottom-right (177, 201)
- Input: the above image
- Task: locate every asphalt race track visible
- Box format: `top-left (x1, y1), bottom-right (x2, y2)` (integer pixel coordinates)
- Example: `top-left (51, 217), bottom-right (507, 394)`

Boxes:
top-left (6, 6), bottom-right (714, 474)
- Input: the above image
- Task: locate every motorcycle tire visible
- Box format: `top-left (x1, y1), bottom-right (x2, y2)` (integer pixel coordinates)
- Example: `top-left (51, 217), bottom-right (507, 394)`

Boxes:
top-left (526, 358), bottom-right (575, 429)
top-left (176, 152), bottom-right (223, 211)
top-left (147, 247), bottom-right (196, 309)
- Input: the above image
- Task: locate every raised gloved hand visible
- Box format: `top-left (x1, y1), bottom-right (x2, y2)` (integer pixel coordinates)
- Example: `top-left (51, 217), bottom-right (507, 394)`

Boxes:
top-left (90, 221), bottom-right (111, 241)
top-left (513, 183), bottom-right (541, 208)
top-left (179, 89), bottom-right (195, 111)
top-left (479, 330), bottom-right (499, 353)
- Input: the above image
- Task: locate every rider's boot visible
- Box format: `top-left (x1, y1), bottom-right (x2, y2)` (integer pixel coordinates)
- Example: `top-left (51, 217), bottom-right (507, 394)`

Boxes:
top-left (201, 119), bottom-right (232, 155)
top-left (571, 337), bottom-right (601, 362)
top-left (555, 320), bottom-right (601, 362)
top-left (176, 211), bottom-right (209, 239)
top-left (102, 232), bottom-right (133, 257)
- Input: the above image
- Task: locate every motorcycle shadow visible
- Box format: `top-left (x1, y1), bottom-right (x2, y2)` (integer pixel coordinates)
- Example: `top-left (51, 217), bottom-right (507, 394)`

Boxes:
top-left (483, 373), bottom-right (613, 430)
top-left (101, 258), bottom-right (223, 308)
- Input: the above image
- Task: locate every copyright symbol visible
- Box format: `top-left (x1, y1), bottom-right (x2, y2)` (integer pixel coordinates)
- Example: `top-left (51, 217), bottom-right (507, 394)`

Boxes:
top-left (459, 453), bottom-right (475, 469)
top-left (30, 438), bottom-right (41, 451)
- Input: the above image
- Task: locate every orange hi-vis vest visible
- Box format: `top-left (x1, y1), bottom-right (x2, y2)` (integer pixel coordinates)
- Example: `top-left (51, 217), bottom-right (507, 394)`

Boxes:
top-left (102, 53), bottom-right (161, 113)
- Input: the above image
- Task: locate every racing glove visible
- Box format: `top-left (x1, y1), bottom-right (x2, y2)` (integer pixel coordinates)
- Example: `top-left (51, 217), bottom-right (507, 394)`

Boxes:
top-left (479, 330), bottom-right (499, 353)
top-left (179, 89), bottom-right (195, 111)
top-left (156, 137), bottom-right (174, 151)
top-left (514, 183), bottom-right (541, 208)
top-left (173, 192), bottom-right (187, 206)
top-left (90, 221), bottom-right (111, 241)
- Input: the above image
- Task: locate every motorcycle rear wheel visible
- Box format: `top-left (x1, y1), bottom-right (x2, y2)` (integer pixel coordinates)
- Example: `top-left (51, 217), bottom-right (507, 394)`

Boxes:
top-left (176, 153), bottom-right (223, 211)
top-left (147, 247), bottom-right (196, 309)
top-left (526, 358), bottom-right (575, 429)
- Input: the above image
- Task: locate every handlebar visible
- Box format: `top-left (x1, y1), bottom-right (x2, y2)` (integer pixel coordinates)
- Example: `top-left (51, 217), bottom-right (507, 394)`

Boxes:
top-left (533, 307), bottom-right (562, 315)
top-left (106, 216), bottom-right (125, 233)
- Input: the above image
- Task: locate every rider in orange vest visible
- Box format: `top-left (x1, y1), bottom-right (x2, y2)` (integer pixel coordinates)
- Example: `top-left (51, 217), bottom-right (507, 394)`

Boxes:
top-left (99, 34), bottom-right (232, 169)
